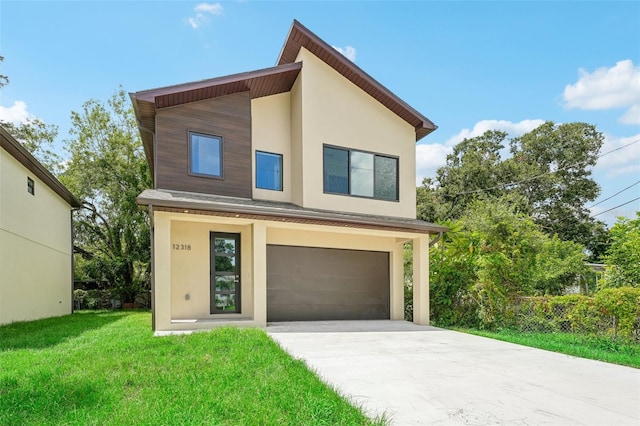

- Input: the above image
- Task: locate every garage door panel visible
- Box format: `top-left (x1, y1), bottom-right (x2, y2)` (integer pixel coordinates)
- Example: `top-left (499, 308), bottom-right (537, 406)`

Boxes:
top-left (267, 288), bottom-right (385, 305)
top-left (267, 245), bottom-right (390, 321)
top-left (268, 303), bottom-right (388, 322)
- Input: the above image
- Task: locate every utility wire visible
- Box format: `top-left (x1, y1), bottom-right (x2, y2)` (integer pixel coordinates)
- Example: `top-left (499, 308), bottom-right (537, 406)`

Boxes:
top-left (592, 197), bottom-right (640, 217)
top-left (587, 180), bottom-right (640, 209)
top-left (450, 138), bottom-right (640, 197)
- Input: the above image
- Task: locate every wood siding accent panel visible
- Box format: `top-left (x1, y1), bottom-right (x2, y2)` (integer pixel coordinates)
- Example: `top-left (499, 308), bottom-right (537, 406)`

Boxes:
top-left (266, 245), bottom-right (390, 321)
top-left (155, 92), bottom-right (252, 198)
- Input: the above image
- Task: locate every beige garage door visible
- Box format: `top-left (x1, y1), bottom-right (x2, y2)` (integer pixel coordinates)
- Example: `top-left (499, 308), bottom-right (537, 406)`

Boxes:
top-left (266, 245), bottom-right (390, 321)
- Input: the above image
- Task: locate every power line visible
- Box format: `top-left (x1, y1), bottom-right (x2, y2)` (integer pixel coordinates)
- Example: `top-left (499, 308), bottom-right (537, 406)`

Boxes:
top-left (451, 138), bottom-right (640, 197)
top-left (592, 197), bottom-right (640, 217)
top-left (588, 180), bottom-right (640, 209)
top-left (599, 138), bottom-right (640, 158)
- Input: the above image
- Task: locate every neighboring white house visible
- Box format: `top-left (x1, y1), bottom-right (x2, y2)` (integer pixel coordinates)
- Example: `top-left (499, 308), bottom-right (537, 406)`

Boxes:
top-left (0, 126), bottom-right (80, 325)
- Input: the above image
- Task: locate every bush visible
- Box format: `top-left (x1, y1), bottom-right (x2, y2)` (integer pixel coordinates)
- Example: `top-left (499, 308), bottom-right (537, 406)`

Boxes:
top-left (73, 289), bottom-right (113, 310)
top-left (594, 287), bottom-right (640, 339)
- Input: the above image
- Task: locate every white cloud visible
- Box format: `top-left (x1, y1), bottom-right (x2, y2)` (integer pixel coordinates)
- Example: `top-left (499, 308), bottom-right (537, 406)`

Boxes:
top-left (619, 103), bottom-right (640, 125)
top-left (415, 119), bottom-right (545, 184)
top-left (563, 60), bottom-right (640, 125)
top-left (188, 2), bottom-right (223, 29)
top-left (0, 100), bottom-right (33, 124)
top-left (195, 2), bottom-right (223, 14)
top-left (595, 133), bottom-right (640, 178)
top-left (332, 45), bottom-right (356, 62)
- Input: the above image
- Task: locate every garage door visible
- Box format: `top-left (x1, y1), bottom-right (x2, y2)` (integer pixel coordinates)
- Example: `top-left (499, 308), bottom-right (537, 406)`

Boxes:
top-left (267, 245), bottom-right (390, 321)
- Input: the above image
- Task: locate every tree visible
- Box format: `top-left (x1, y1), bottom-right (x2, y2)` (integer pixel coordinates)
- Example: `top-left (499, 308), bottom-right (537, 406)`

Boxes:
top-left (418, 122), bottom-right (607, 258)
top-left (601, 213), bottom-right (640, 288)
top-left (533, 236), bottom-right (589, 295)
top-left (61, 88), bottom-right (152, 304)
top-left (430, 130), bottom-right (515, 220)
top-left (425, 196), bottom-right (589, 328)
top-left (507, 122), bottom-right (605, 253)
top-left (0, 55), bottom-right (8, 88)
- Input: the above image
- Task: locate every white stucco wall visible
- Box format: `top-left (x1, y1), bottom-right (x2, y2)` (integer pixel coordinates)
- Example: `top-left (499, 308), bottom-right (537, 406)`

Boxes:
top-left (251, 93), bottom-right (292, 203)
top-left (0, 147), bottom-right (73, 325)
top-left (295, 47), bottom-right (418, 218)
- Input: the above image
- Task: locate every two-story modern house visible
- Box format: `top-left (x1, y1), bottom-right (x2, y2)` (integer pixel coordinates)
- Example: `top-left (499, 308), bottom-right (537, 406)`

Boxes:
top-left (132, 20), bottom-right (446, 333)
top-left (0, 126), bottom-right (80, 325)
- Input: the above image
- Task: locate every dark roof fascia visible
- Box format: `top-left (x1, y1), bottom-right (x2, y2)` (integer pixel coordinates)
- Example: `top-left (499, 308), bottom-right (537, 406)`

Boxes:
top-left (0, 126), bottom-right (81, 208)
top-left (276, 19), bottom-right (437, 141)
top-left (136, 189), bottom-right (448, 235)
top-left (130, 62), bottom-right (302, 106)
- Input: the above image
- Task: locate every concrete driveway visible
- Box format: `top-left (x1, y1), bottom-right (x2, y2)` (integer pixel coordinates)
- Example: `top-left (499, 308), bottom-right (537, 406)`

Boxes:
top-left (268, 321), bottom-right (640, 425)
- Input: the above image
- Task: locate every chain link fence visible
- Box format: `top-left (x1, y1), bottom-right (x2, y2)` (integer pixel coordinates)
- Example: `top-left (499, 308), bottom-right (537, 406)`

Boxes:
top-left (507, 296), bottom-right (640, 342)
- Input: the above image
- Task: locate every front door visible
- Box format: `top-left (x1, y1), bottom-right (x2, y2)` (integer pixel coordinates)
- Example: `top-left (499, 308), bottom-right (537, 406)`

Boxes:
top-left (210, 232), bottom-right (241, 314)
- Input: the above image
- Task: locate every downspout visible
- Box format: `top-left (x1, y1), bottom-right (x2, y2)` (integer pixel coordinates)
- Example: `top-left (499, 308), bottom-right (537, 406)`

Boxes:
top-left (70, 206), bottom-right (80, 314)
top-left (429, 231), bottom-right (443, 247)
top-left (148, 204), bottom-right (155, 331)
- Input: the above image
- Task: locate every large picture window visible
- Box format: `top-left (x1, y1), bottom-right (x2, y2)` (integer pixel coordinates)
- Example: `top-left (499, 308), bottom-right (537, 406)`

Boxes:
top-left (255, 151), bottom-right (283, 191)
top-left (190, 132), bottom-right (222, 178)
top-left (323, 145), bottom-right (398, 201)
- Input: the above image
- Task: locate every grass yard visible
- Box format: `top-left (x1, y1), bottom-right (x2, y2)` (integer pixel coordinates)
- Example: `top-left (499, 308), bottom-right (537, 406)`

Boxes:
top-left (459, 328), bottom-right (640, 369)
top-left (0, 311), bottom-right (383, 425)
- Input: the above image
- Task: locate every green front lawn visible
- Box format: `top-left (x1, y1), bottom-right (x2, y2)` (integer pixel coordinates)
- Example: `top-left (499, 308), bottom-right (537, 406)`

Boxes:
top-left (0, 311), bottom-right (383, 425)
top-left (458, 328), bottom-right (640, 369)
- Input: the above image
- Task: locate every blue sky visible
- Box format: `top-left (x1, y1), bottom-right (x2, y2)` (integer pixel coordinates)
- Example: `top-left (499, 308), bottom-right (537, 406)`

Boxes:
top-left (1, 0), bottom-right (638, 225)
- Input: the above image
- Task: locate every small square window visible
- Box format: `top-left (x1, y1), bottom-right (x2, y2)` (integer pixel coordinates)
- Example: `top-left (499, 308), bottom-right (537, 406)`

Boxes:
top-left (256, 151), bottom-right (283, 191)
top-left (190, 132), bottom-right (222, 178)
top-left (27, 177), bottom-right (35, 195)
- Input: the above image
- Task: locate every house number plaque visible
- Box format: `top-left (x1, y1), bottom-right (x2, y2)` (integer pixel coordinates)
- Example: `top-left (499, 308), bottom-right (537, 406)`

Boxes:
top-left (172, 244), bottom-right (191, 251)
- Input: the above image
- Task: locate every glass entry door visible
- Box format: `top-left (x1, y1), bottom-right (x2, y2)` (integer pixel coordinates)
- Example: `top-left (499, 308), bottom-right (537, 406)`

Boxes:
top-left (210, 232), bottom-right (241, 314)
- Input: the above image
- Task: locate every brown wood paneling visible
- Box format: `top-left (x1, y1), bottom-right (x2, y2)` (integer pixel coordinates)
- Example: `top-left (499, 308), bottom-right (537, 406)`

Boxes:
top-left (155, 92), bottom-right (252, 198)
top-left (267, 245), bottom-right (390, 321)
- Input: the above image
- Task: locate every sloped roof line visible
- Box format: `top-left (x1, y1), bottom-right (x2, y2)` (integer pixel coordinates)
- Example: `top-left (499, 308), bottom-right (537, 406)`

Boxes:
top-left (0, 126), bottom-right (81, 207)
top-left (276, 19), bottom-right (437, 140)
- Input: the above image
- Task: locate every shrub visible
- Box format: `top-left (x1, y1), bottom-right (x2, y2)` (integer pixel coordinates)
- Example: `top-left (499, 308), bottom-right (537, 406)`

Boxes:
top-left (510, 289), bottom-right (640, 341)
top-left (594, 287), bottom-right (640, 339)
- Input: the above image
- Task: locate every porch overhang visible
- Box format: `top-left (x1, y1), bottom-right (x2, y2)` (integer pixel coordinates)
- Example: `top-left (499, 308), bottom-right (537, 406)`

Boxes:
top-left (137, 189), bottom-right (447, 235)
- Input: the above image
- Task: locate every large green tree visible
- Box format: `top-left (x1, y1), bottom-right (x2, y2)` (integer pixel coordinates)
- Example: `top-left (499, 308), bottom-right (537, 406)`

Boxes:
top-left (61, 88), bottom-right (152, 303)
top-left (419, 121), bottom-right (607, 259)
top-left (507, 122), bottom-right (605, 256)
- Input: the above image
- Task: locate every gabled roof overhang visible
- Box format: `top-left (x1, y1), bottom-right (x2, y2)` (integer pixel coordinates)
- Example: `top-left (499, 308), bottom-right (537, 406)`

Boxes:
top-left (0, 126), bottom-right (81, 208)
top-left (277, 20), bottom-right (437, 141)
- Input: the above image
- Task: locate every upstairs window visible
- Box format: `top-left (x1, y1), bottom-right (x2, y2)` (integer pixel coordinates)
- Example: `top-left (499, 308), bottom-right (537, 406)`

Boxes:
top-left (190, 132), bottom-right (222, 178)
top-left (323, 145), bottom-right (398, 201)
top-left (255, 151), bottom-right (283, 191)
top-left (27, 177), bottom-right (35, 195)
